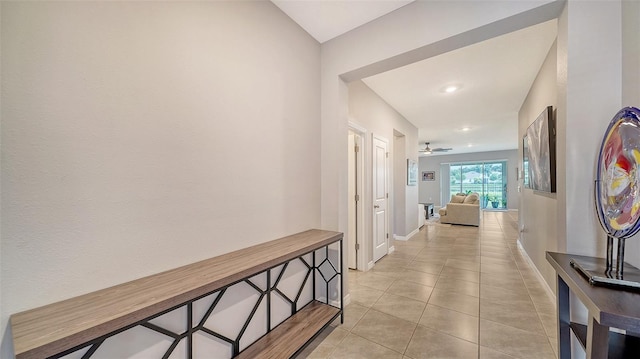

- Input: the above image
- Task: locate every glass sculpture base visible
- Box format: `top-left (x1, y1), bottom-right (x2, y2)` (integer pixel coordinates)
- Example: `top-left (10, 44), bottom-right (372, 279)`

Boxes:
top-left (570, 257), bottom-right (640, 291)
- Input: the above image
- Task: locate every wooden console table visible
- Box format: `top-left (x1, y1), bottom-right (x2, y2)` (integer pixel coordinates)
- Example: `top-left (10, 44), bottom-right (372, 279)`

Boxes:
top-left (547, 252), bottom-right (640, 359)
top-left (11, 229), bottom-right (343, 359)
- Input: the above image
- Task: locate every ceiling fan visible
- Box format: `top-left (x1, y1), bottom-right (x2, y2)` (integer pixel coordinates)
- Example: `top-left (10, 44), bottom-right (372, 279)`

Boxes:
top-left (419, 142), bottom-right (452, 154)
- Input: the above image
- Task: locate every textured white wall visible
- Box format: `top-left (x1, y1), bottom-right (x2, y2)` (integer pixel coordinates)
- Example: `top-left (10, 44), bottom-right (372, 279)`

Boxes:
top-left (556, 3), bottom-right (626, 357)
top-left (622, 0), bottom-right (640, 271)
top-left (393, 132), bottom-right (407, 237)
top-left (417, 157), bottom-right (442, 206)
top-left (1, 2), bottom-right (320, 357)
top-left (561, 1), bottom-right (622, 257)
top-left (622, 0), bottom-right (640, 108)
top-left (0, 2), bottom-right (3, 353)
top-left (518, 40), bottom-right (558, 291)
top-left (555, 3), bottom-right (568, 256)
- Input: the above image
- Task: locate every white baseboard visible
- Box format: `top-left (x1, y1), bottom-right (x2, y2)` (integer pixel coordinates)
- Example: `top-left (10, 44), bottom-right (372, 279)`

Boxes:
top-left (393, 228), bottom-right (419, 241)
top-left (318, 297), bottom-right (340, 307)
top-left (388, 245), bottom-right (395, 254)
top-left (367, 261), bottom-right (375, 270)
top-left (319, 294), bottom-right (348, 308)
top-left (516, 239), bottom-right (555, 303)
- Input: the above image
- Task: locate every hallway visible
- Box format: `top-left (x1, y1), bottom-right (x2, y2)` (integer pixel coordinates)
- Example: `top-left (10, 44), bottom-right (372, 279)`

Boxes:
top-left (301, 211), bottom-right (558, 359)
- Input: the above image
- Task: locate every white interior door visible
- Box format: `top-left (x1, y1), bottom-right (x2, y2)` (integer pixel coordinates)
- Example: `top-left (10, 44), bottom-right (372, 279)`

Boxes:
top-left (372, 135), bottom-right (388, 262)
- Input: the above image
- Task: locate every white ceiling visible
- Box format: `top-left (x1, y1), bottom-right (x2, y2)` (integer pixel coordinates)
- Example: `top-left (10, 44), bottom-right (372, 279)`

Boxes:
top-left (364, 20), bottom-right (557, 156)
top-left (271, 0), bottom-right (414, 44)
top-left (273, 1), bottom-right (558, 157)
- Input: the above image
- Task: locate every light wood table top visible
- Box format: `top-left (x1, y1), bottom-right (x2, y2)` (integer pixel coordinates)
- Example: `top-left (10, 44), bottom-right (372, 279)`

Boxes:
top-left (11, 229), bottom-right (343, 359)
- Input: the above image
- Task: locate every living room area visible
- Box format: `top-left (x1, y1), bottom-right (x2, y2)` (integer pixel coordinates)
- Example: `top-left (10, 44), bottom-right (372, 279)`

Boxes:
top-left (365, 18), bottom-right (557, 230)
top-left (418, 149), bottom-right (520, 227)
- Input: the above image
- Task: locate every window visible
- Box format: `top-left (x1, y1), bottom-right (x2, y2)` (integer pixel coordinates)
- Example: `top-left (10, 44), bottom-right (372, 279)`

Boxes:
top-left (448, 161), bottom-right (507, 209)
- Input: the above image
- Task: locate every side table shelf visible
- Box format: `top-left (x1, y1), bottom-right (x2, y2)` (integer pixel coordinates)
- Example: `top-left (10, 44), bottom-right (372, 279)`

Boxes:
top-left (547, 252), bottom-right (640, 359)
top-left (570, 322), bottom-right (640, 358)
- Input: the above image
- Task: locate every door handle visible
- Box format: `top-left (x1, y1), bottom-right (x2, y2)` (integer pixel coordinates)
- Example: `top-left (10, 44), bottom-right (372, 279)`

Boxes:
top-left (374, 205), bottom-right (380, 208)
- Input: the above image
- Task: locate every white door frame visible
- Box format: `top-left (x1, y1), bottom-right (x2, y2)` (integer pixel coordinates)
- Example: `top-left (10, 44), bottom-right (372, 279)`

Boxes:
top-left (348, 122), bottom-right (367, 272)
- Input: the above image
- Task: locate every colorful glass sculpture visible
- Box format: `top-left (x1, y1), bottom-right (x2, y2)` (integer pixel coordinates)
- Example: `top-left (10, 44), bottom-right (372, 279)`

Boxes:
top-left (570, 107), bottom-right (640, 288)
top-left (596, 107), bottom-right (640, 239)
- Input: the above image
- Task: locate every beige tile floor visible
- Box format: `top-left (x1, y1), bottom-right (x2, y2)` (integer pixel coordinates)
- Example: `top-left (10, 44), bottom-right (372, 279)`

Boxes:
top-left (299, 211), bottom-right (559, 359)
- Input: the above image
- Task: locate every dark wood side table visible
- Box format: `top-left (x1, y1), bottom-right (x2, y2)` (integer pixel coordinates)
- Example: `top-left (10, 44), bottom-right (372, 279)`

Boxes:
top-left (546, 252), bottom-right (640, 359)
top-left (420, 203), bottom-right (434, 219)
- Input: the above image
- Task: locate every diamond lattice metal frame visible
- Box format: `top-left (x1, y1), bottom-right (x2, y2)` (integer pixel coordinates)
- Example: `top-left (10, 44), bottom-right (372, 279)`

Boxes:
top-left (51, 242), bottom-right (343, 359)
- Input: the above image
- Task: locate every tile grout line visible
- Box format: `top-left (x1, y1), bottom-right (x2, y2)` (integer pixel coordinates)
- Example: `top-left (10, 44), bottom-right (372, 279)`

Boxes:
top-left (403, 229), bottom-right (438, 357)
top-left (502, 217), bottom-right (557, 358)
top-left (479, 212), bottom-right (529, 359)
top-left (511, 244), bottom-right (559, 357)
top-left (324, 213), bottom-right (546, 359)
top-left (478, 233), bottom-right (483, 359)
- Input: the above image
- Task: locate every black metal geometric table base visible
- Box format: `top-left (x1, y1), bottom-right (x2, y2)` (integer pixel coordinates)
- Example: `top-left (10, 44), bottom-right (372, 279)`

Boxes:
top-left (50, 242), bottom-right (343, 359)
top-left (570, 257), bottom-right (640, 291)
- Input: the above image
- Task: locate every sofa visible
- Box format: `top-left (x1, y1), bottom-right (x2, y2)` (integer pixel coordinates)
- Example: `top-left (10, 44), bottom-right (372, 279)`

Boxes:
top-left (438, 192), bottom-right (480, 226)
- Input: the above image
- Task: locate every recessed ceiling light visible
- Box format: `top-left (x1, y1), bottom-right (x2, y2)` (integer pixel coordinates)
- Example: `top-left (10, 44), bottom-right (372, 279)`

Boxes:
top-left (468, 143), bottom-right (473, 147)
top-left (461, 127), bottom-right (471, 131)
top-left (444, 86), bottom-right (458, 93)
top-left (441, 84), bottom-right (463, 94)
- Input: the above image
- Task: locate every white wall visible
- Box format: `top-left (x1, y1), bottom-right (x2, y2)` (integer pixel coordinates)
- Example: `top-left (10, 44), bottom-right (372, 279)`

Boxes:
top-left (1, 2), bottom-right (320, 357)
top-left (0, 3), bottom-right (4, 353)
top-left (518, 0), bottom-right (638, 309)
top-left (555, 3), bottom-right (568, 258)
top-left (622, 0), bottom-right (640, 269)
top-left (419, 150), bottom-right (519, 209)
top-left (560, 1), bottom-right (622, 257)
top-left (348, 81), bottom-right (419, 243)
top-left (622, 0), bottom-right (640, 108)
top-left (555, 4), bottom-right (626, 357)
top-left (417, 157), bottom-right (443, 206)
top-left (518, 40), bottom-right (558, 290)
top-left (393, 132), bottom-right (407, 237)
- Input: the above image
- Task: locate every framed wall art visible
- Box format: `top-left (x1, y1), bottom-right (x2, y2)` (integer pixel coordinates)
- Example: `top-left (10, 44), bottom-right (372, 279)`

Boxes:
top-left (422, 171), bottom-right (435, 181)
top-left (407, 159), bottom-right (418, 186)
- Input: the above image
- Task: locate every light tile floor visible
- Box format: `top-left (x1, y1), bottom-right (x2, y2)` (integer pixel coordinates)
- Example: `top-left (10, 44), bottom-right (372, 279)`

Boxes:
top-left (299, 211), bottom-right (558, 359)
